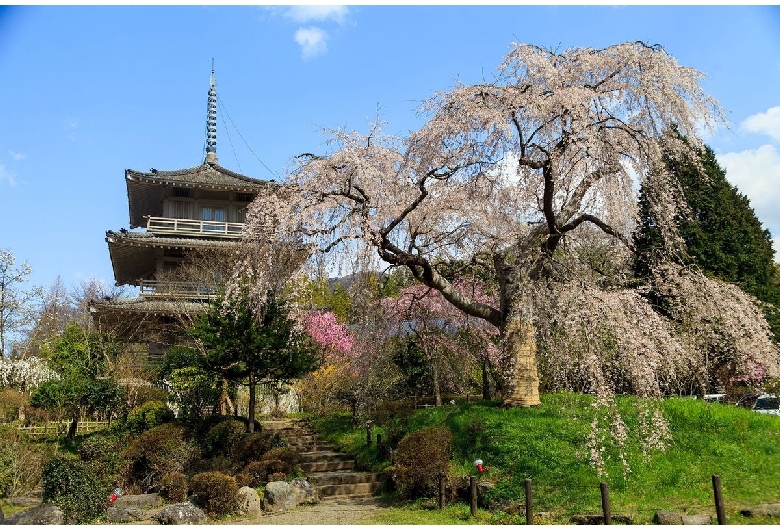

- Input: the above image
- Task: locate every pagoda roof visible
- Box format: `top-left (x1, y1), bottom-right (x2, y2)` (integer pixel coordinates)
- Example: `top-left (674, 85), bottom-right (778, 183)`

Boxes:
top-left (90, 296), bottom-right (208, 342)
top-left (106, 230), bottom-right (238, 286)
top-left (126, 162), bottom-right (272, 190)
top-left (125, 162), bottom-right (275, 228)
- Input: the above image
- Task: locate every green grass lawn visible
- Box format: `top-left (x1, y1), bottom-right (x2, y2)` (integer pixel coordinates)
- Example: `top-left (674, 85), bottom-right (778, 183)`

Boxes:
top-left (310, 392), bottom-right (780, 524)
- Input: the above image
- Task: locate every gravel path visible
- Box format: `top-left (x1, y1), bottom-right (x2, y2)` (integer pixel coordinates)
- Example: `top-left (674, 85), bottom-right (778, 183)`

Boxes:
top-left (224, 497), bottom-right (392, 525)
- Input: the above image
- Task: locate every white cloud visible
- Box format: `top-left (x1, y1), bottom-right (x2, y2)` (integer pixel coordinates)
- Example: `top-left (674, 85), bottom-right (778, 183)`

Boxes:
top-left (295, 27), bottom-right (328, 60)
top-left (63, 118), bottom-right (79, 141)
top-left (0, 161), bottom-right (18, 186)
top-left (740, 106), bottom-right (780, 144)
top-left (717, 144), bottom-right (780, 261)
top-left (8, 150), bottom-right (26, 161)
top-left (774, 235), bottom-right (780, 264)
top-left (285, 5), bottom-right (348, 24)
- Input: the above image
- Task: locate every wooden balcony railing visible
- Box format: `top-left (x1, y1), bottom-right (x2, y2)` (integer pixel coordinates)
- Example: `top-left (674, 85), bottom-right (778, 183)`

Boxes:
top-left (139, 280), bottom-right (219, 299)
top-left (147, 216), bottom-right (244, 238)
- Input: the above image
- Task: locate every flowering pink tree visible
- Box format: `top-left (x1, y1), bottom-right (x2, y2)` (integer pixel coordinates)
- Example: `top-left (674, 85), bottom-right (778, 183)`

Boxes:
top-left (381, 279), bottom-right (500, 405)
top-left (300, 308), bottom-right (402, 420)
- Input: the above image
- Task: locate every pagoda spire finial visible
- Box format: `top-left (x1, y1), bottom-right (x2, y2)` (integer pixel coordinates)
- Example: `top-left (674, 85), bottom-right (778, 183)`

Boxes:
top-left (205, 58), bottom-right (218, 165)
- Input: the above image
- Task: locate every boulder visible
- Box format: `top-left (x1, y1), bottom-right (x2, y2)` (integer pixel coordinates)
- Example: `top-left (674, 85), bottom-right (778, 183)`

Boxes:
top-left (113, 493), bottom-right (166, 509)
top-left (477, 481), bottom-right (494, 508)
top-left (263, 481), bottom-right (297, 513)
top-left (653, 510), bottom-right (683, 525)
top-left (236, 486), bottom-right (263, 516)
top-left (154, 502), bottom-right (207, 525)
top-left (571, 513), bottom-right (633, 524)
top-left (6, 495), bottom-right (41, 507)
top-left (681, 514), bottom-right (712, 525)
top-left (106, 506), bottom-right (145, 523)
top-left (290, 479), bottom-right (318, 505)
top-left (12, 504), bottom-right (66, 525)
top-left (741, 504), bottom-right (780, 518)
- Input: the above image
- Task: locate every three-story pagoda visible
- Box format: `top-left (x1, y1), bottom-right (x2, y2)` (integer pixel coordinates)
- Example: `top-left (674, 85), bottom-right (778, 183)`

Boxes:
top-left (91, 68), bottom-right (274, 352)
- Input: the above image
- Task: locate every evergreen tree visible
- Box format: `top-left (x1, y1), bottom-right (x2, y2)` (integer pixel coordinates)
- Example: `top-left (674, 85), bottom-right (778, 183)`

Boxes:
top-left (635, 143), bottom-right (780, 339)
top-left (190, 291), bottom-right (320, 432)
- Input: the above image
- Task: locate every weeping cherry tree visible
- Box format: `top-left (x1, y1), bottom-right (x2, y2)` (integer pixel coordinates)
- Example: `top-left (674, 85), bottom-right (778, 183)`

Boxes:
top-left (239, 41), bottom-right (780, 413)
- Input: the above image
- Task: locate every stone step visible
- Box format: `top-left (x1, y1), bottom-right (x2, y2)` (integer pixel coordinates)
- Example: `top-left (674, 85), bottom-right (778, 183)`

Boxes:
top-left (315, 482), bottom-right (381, 497)
top-left (300, 460), bottom-right (356, 473)
top-left (299, 451), bottom-right (355, 464)
top-left (307, 471), bottom-right (381, 486)
top-left (261, 419), bottom-right (382, 499)
top-left (287, 442), bottom-right (335, 452)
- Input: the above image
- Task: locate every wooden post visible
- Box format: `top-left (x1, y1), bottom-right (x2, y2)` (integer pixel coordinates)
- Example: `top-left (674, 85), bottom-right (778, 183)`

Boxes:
top-left (470, 475), bottom-right (477, 516)
top-left (376, 433), bottom-right (382, 457)
top-left (600, 482), bottom-right (611, 525)
top-left (712, 475), bottom-right (726, 525)
top-left (439, 471), bottom-right (446, 510)
top-left (366, 421), bottom-right (373, 447)
top-left (525, 478), bottom-right (533, 525)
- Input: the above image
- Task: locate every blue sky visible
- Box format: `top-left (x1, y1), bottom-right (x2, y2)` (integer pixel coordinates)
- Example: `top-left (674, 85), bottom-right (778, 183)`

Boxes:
top-left (1, 5), bottom-right (779, 293)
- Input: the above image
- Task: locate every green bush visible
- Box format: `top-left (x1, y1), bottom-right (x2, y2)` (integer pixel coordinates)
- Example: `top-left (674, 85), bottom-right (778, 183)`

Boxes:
top-left (160, 471), bottom-right (188, 502)
top-left (203, 418), bottom-right (246, 457)
top-left (0, 426), bottom-right (51, 499)
top-left (189, 471), bottom-right (239, 517)
top-left (42, 455), bottom-right (108, 523)
top-left (78, 433), bottom-right (125, 477)
top-left (232, 431), bottom-right (283, 465)
top-left (127, 385), bottom-right (170, 410)
top-left (393, 426), bottom-right (454, 499)
top-left (126, 424), bottom-right (199, 492)
top-left (125, 401), bottom-right (174, 433)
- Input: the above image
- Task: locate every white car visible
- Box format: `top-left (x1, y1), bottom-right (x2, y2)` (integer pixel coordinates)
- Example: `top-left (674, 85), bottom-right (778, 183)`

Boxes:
top-left (752, 394), bottom-right (780, 416)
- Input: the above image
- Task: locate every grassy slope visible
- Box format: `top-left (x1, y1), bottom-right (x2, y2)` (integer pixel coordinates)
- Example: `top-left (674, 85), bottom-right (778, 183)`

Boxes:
top-left (310, 392), bottom-right (780, 524)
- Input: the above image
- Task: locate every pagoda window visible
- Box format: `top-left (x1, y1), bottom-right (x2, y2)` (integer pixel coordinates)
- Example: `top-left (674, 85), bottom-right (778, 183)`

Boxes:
top-left (202, 206), bottom-right (226, 231)
top-left (168, 200), bottom-right (194, 220)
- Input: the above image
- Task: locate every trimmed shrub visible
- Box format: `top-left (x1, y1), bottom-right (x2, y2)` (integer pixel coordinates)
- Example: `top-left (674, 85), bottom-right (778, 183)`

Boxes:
top-left (42, 455), bottom-right (108, 523)
top-left (242, 459), bottom-right (287, 487)
top-left (268, 471), bottom-right (287, 482)
top-left (125, 401), bottom-right (174, 433)
top-left (393, 426), bottom-right (454, 499)
top-left (232, 431), bottom-right (283, 465)
top-left (160, 471), bottom-right (188, 502)
top-left (261, 446), bottom-right (301, 473)
top-left (190, 471), bottom-right (239, 517)
top-left (234, 472), bottom-right (250, 488)
top-left (203, 418), bottom-right (246, 457)
top-left (126, 424), bottom-right (200, 492)
top-left (192, 455), bottom-right (239, 475)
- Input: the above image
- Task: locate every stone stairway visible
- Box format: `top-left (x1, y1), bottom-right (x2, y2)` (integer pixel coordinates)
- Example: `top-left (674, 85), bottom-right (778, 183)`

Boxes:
top-left (261, 419), bottom-right (383, 500)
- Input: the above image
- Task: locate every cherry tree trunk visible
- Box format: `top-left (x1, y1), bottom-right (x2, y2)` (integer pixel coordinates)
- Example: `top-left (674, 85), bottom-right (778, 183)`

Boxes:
top-left (248, 373), bottom-right (256, 433)
top-left (432, 361), bottom-right (442, 407)
top-left (500, 316), bottom-right (541, 407)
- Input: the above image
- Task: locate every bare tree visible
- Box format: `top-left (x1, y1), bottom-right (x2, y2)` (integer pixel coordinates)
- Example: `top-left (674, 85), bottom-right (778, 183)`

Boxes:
top-left (240, 42), bottom-right (779, 408)
top-left (0, 249), bottom-right (42, 357)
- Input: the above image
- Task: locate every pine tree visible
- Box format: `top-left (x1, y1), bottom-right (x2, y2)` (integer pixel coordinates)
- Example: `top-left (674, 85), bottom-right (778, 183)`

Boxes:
top-left (635, 144), bottom-right (780, 339)
top-left (190, 292), bottom-right (321, 431)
